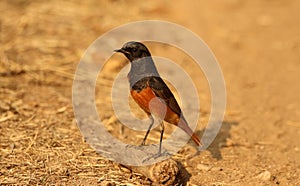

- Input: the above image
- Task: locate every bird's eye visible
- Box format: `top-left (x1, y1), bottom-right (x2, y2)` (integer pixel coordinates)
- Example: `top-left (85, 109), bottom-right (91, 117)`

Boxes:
top-left (132, 48), bottom-right (137, 52)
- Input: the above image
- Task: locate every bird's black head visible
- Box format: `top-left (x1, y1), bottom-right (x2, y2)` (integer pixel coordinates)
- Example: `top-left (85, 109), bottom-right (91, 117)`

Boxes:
top-left (114, 41), bottom-right (151, 61)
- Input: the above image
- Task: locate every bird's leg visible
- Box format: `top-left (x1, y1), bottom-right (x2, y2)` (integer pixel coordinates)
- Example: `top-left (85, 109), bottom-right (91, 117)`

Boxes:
top-left (158, 121), bottom-right (164, 155)
top-left (141, 115), bottom-right (154, 146)
top-left (142, 121), bottom-right (171, 163)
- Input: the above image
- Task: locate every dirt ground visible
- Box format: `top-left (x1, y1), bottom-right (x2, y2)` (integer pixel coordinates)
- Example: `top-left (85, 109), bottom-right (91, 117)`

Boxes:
top-left (1, 0), bottom-right (299, 185)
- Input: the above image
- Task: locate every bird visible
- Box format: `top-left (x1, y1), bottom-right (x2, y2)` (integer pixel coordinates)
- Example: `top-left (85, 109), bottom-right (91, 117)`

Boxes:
top-left (114, 41), bottom-right (201, 155)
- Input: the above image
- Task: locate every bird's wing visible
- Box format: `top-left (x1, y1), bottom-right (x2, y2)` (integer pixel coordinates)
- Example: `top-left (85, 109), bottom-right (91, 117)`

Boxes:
top-left (148, 76), bottom-right (182, 115)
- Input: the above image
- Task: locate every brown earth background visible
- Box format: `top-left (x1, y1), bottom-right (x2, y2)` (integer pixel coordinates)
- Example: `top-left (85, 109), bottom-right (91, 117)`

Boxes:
top-left (0, 0), bottom-right (299, 185)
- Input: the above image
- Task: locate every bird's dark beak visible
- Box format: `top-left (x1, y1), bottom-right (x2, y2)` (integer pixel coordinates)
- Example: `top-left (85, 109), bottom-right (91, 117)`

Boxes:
top-left (114, 48), bottom-right (130, 54)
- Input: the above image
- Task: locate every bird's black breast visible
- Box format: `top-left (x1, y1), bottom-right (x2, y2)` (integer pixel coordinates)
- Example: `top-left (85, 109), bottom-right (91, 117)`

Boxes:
top-left (127, 57), bottom-right (159, 91)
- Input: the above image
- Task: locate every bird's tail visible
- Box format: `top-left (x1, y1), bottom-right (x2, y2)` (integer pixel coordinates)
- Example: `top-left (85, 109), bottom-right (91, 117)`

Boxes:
top-left (178, 118), bottom-right (202, 146)
top-left (191, 133), bottom-right (202, 146)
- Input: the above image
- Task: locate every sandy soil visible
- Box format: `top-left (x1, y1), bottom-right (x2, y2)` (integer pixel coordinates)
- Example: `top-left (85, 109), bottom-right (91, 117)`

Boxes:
top-left (1, 0), bottom-right (299, 185)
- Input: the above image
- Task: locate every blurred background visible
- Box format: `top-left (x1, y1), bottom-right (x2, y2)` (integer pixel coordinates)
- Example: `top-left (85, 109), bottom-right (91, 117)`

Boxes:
top-left (0, 0), bottom-right (299, 185)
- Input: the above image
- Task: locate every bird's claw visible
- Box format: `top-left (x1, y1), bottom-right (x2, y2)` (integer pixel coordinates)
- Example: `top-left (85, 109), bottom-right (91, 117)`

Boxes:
top-left (125, 144), bottom-right (144, 151)
top-left (142, 150), bottom-right (171, 163)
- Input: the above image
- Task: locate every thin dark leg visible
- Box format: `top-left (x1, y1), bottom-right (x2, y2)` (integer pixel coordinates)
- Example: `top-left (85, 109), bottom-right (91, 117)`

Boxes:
top-left (142, 121), bottom-right (169, 163)
top-left (158, 121), bottom-right (164, 155)
top-left (141, 116), bottom-right (154, 145)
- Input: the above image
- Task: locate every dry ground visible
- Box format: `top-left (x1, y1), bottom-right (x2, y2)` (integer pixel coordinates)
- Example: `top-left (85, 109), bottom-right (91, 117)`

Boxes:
top-left (0, 0), bottom-right (299, 185)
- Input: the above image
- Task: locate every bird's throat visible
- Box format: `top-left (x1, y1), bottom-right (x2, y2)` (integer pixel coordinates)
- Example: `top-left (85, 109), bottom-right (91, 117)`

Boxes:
top-left (128, 57), bottom-right (159, 90)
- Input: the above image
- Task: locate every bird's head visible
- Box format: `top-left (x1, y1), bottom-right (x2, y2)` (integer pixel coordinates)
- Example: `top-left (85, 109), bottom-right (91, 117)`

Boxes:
top-left (114, 41), bottom-right (151, 61)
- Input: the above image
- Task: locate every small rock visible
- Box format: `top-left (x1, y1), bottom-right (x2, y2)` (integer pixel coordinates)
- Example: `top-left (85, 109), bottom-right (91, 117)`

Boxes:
top-left (119, 165), bottom-right (131, 173)
top-left (10, 143), bottom-right (15, 151)
top-left (257, 170), bottom-right (271, 181)
top-left (57, 106), bottom-right (67, 113)
top-left (196, 164), bottom-right (212, 171)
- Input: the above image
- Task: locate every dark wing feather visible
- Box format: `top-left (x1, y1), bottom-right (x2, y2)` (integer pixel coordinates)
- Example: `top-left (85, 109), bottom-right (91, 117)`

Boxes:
top-left (148, 76), bottom-right (182, 115)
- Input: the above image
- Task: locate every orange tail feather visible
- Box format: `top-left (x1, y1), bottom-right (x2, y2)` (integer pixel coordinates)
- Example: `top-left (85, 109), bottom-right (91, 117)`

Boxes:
top-left (178, 118), bottom-right (202, 146)
top-left (191, 133), bottom-right (202, 146)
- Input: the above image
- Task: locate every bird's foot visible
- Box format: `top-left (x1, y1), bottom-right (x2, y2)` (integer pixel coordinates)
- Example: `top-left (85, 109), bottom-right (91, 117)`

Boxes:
top-left (125, 144), bottom-right (144, 151)
top-left (142, 150), bottom-right (171, 163)
top-left (140, 140), bottom-right (146, 146)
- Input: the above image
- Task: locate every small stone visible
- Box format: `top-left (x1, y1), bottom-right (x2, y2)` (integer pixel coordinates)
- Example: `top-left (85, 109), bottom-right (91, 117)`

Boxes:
top-left (257, 170), bottom-right (271, 181)
top-left (119, 165), bottom-right (131, 173)
top-left (196, 164), bottom-right (212, 171)
top-left (211, 166), bottom-right (223, 171)
top-left (10, 143), bottom-right (15, 151)
top-left (57, 106), bottom-right (67, 113)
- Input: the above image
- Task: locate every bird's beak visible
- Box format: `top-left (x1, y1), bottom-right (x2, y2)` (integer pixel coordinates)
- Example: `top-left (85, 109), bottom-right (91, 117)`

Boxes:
top-left (114, 48), bottom-right (130, 54)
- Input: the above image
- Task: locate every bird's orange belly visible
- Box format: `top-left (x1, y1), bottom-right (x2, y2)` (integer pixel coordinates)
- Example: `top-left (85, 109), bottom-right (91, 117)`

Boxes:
top-left (131, 87), bottom-right (180, 124)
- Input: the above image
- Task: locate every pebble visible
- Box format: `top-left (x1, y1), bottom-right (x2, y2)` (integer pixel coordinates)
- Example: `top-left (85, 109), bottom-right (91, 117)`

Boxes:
top-left (257, 170), bottom-right (271, 181)
top-left (196, 164), bottom-right (212, 171)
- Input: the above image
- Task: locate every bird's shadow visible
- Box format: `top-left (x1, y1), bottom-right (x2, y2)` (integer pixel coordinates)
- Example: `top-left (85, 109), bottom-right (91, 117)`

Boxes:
top-left (195, 120), bottom-right (239, 160)
top-left (168, 120), bottom-right (238, 185)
